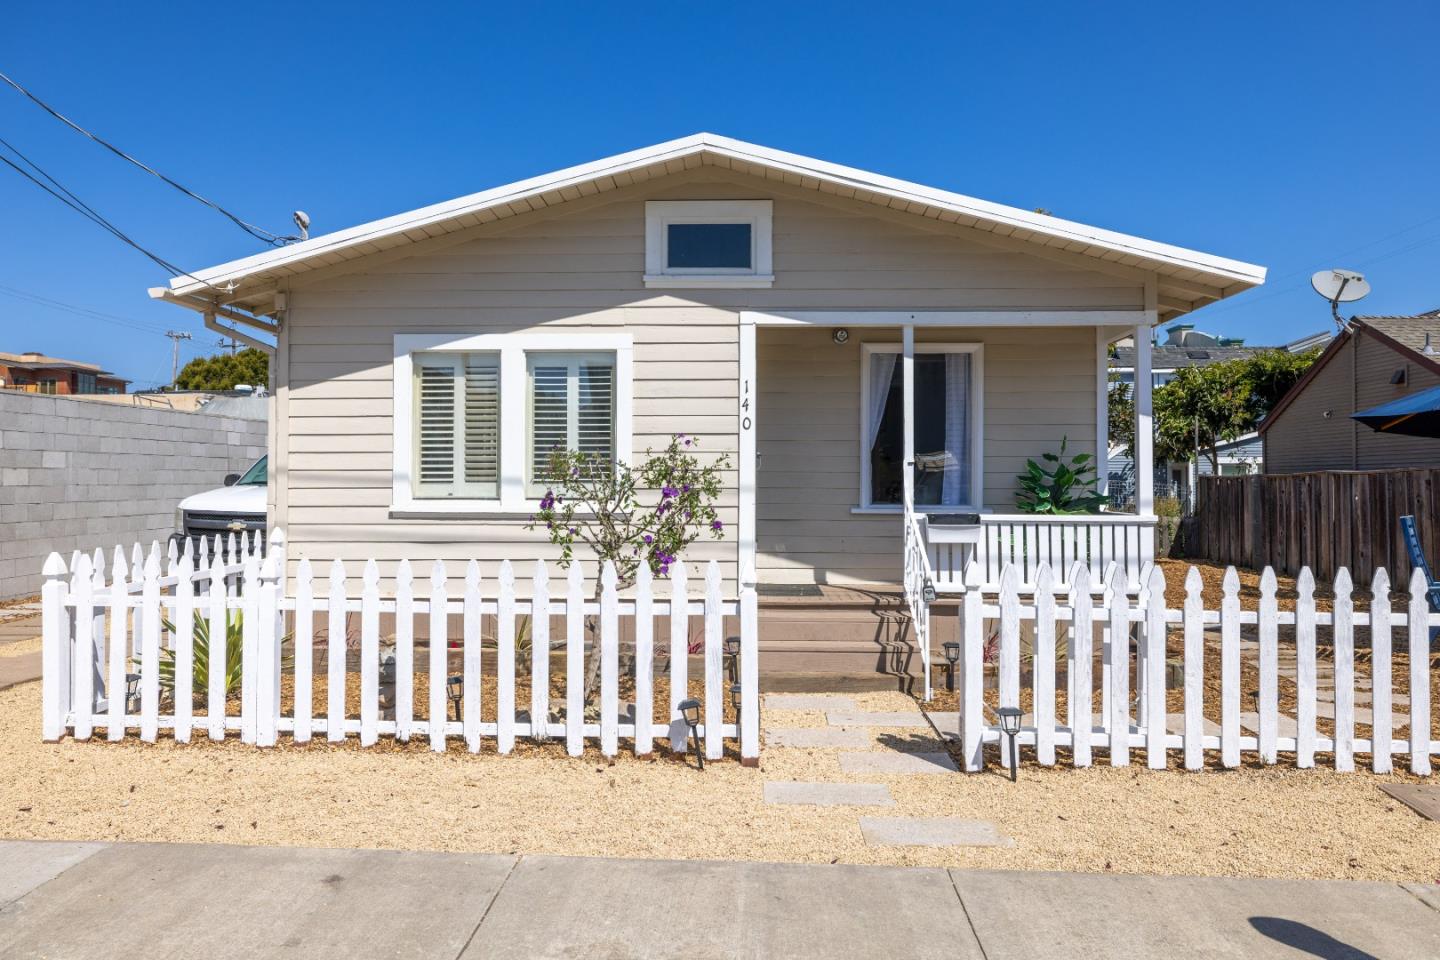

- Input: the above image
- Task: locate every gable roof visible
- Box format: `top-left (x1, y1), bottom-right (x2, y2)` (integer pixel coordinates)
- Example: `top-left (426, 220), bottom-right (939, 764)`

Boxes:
top-left (1112, 344), bottom-right (1265, 370)
top-left (156, 133), bottom-right (1266, 318)
top-left (1258, 313), bottom-right (1440, 434)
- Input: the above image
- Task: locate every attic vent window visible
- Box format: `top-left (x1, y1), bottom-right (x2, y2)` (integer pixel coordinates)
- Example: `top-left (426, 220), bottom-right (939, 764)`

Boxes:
top-left (644, 200), bottom-right (773, 288)
top-left (1186, 350), bottom-right (1210, 360)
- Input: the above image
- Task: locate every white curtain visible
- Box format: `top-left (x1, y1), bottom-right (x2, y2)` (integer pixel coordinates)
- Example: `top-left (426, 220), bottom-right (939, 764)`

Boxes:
top-left (942, 353), bottom-right (970, 505)
top-left (868, 352), bottom-right (897, 452)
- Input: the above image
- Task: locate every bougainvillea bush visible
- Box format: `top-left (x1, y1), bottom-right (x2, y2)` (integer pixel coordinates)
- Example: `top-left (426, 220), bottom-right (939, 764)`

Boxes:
top-left (525, 434), bottom-right (730, 588)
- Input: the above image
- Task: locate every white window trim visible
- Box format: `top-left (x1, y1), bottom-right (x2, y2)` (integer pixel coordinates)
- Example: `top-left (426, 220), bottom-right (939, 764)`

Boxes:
top-left (393, 332), bottom-right (633, 516)
top-left (643, 200), bottom-right (774, 288)
top-left (858, 341), bottom-right (984, 512)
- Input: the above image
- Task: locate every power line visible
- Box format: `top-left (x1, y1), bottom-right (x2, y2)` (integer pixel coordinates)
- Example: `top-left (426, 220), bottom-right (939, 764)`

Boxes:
top-left (0, 69), bottom-right (297, 246)
top-left (0, 136), bottom-right (215, 286)
top-left (0, 284), bottom-right (176, 335)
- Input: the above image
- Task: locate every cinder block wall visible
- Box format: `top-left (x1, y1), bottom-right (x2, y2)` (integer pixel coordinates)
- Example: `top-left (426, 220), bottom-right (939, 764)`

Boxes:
top-left (0, 391), bottom-right (267, 600)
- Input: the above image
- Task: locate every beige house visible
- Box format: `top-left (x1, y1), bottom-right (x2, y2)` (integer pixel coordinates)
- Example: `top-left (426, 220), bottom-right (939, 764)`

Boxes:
top-left (1262, 312), bottom-right (1440, 474)
top-left (150, 135), bottom-right (1265, 675)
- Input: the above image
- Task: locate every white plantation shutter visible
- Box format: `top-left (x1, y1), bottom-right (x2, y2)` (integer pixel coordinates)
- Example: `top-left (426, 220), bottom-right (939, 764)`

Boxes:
top-left (528, 353), bottom-right (616, 493)
top-left (413, 353), bottom-right (499, 498)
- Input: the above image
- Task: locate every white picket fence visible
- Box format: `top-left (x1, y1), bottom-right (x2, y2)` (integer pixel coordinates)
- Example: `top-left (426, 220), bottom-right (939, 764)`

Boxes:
top-left (40, 529), bottom-right (760, 763)
top-left (955, 560), bottom-right (1437, 775)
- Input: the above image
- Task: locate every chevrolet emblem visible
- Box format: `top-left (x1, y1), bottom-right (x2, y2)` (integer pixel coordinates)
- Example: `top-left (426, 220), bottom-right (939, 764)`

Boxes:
top-left (226, 520), bottom-right (248, 532)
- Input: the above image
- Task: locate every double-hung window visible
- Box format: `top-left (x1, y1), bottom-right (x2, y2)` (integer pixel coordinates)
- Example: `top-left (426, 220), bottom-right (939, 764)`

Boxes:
top-left (860, 343), bottom-right (983, 510)
top-left (527, 353), bottom-right (616, 495)
top-left (394, 333), bottom-right (633, 514)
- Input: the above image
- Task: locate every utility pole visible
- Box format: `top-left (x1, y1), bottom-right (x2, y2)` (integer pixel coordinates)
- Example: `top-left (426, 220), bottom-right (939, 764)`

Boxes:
top-left (165, 330), bottom-right (192, 388)
top-left (215, 335), bottom-right (240, 355)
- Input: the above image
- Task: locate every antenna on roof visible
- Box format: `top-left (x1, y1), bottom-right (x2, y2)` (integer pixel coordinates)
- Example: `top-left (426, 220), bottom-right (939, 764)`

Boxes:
top-left (1311, 269), bottom-right (1370, 331)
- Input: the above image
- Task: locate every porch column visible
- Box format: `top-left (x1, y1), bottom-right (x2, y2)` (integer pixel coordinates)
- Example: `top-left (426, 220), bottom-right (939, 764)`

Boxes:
top-left (1095, 327), bottom-right (1109, 498)
top-left (1133, 291), bottom-right (1155, 517)
top-left (902, 324), bottom-right (915, 508)
top-left (738, 315), bottom-right (757, 585)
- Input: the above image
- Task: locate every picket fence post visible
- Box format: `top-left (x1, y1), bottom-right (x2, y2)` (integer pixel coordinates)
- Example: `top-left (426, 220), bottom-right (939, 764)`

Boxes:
top-left (139, 545), bottom-right (162, 743)
top-left (633, 563), bottom-right (654, 756)
top-left (1143, 564), bottom-right (1166, 769)
top-left (960, 561), bottom-right (984, 772)
top-left (1295, 568), bottom-right (1317, 767)
top-left (41, 553), bottom-right (70, 742)
top-left (669, 562), bottom-right (689, 753)
top-left (239, 553), bottom-right (260, 745)
top-left (1033, 563), bottom-right (1056, 766)
top-left (255, 550), bottom-right (280, 747)
top-left (174, 551), bottom-right (195, 744)
top-left (1107, 566), bottom-right (1129, 767)
top-left (395, 559), bottom-right (415, 743)
top-left (1409, 568), bottom-right (1432, 775)
top-left (1182, 567), bottom-right (1204, 770)
top-left (532, 561), bottom-right (552, 744)
top-left (1257, 568), bottom-right (1278, 764)
top-left (207, 551), bottom-right (228, 741)
top-left (565, 562), bottom-right (584, 757)
top-left (326, 559), bottom-right (347, 743)
top-left (1370, 568), bottom-right (1393, 774)
top-left (294, 558), bottom-right (314, 745)
top-left (463, 560), bottom-right (482, 753)
top-left (359, 559), bottom-right (380, 747)
top-left (997, 565), bottom-right (1020, 772)
top-left (599, 561), bottom-right (619, 758)
top-left (498, 559), bottom-right (517, 755)
top-left (431, 560), bottom-right (450, 753)
top-left (703, 561), bottom-right (724, 762)
top-left (107, 546), bottom-right (129, 742)
top-left (1067, 562), bottom-right (1093, 768)
top-left (740, 562), bottom-right (760, 766)
top-left (70, 553), bottom-right (95, 741)
top-left (1333, 568), bottom-right (1355, 772)
top-left (1220, 567), bottom-right (1240, 768)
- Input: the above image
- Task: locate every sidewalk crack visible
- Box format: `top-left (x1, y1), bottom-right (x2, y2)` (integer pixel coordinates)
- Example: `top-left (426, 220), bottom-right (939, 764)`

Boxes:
top-left (452, 853), bottom-right (521, 960)
top-left (948, 868), bottom-right (991, 960)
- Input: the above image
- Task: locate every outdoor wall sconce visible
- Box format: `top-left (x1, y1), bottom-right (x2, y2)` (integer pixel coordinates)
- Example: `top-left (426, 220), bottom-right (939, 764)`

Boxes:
top-left (997, 707), bottom-right (1023, 783)
top-left (447, 674), bottom-right (464, 721)
top-left (942, 642), bottom-right (960, 691)
top-left (832, 328), bottom-right (849, 344)
top-left (724, 636), bottom-right (741, 683)
top-left (678, 698), bottom-right (703, 769)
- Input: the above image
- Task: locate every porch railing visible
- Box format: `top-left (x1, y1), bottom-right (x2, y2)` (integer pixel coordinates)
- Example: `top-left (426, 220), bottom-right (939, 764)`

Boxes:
top-left (923, 513), bottom-right (1158, 593)
top-left (901, 490), bottom-right (938, 700)
top-left (41, 529), bottom-right (760, 763)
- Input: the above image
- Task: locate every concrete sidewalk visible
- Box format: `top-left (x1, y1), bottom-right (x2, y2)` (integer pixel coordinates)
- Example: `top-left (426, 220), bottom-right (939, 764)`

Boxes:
top-left (1, 841), bottom-right (1437, 959)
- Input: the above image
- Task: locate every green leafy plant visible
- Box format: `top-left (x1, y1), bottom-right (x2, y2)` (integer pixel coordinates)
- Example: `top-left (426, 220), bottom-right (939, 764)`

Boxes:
top-left (1015, 436), bottom-right (1106, 514)
top-left (156, 610), bottom-right (291, 701)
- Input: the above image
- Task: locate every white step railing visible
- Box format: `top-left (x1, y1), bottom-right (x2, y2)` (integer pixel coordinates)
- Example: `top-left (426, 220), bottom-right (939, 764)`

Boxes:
top-left (40, 530), bottom-right (760, 763)
top-left (901, 491), bottom-right (938, 701)
top-left (952, 559), bottom-right (1436, 774)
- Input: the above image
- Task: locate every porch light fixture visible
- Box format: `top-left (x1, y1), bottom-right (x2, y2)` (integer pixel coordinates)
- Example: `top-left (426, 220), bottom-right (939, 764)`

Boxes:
top-left (724, 636), bottom-right (741, 682)
top-left (678, 697), bottom-right (703, 770)
top-left (997, 707), bottom-right (1023, 783)
top-left (941, 642), bottom-right (960, 691)
top-left (832, 328), bottom-right (850, 344)
top-left (447, 674), bottom-right (464, 721)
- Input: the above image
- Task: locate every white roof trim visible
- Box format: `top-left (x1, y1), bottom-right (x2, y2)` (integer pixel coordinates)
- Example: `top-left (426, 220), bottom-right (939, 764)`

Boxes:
top-left (163, 132), bottom-right (1267, 299)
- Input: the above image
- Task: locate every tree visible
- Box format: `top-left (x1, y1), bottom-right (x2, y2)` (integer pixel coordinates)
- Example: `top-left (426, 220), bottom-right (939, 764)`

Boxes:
top-left (1107, 374), bottom-right (1134, 459)
top-left (174, 348), bottom-right (268, 391)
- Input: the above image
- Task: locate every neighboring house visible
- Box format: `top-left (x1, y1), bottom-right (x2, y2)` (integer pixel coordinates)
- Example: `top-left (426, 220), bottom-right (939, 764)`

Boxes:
top-left (147, 133), bottom-right (1265, 674)
top-left (1196, 432), bottom-right (1263, 476)
top-left (1261, 311), bottom-right (1440, 473)
top-left (1109, 325), bottom-right (1329, 502)
top-left (0, 350), bottom-right (129, 394)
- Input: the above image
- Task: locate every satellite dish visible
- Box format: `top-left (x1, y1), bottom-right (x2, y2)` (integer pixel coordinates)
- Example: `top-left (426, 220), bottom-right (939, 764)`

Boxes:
top-left (1311, 269), bottom-right (1370, 303)
top-left (1311, 268), bottom-right (1370, 329)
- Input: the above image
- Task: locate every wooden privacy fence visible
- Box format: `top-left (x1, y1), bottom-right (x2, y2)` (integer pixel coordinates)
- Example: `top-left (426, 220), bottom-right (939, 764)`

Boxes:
top-left (955, 559), bottom-right (1436, 775)
top-left (40, 530), bottom-right (760, 763)
top-left (1191, 470), bottom-right (1440, 582)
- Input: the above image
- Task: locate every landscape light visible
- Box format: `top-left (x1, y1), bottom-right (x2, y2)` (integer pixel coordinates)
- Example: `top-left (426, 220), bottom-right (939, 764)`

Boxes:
top-left (678, 697), bottom-right (703, 770)
top-left (447, 674), bottom-right (464, 721)
top-left (942, 641), bottom-right (960, 691)
top-left (997, 707), bottom-right (1023, 783)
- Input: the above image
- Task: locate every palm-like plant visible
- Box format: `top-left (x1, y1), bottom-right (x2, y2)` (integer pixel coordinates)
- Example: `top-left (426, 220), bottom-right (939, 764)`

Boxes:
top-left (155, 610), bottom-right (290, 701)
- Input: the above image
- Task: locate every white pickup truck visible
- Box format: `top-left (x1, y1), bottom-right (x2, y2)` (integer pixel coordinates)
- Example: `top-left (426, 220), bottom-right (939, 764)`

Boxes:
top-left (172, 455), bottom-right (269, 553)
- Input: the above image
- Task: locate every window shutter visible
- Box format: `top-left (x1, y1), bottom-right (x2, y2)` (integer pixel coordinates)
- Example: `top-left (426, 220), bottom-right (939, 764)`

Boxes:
top-left (577, 360), bottom-right (615, 465)
top-left (463, 357), bottom-right (500, 492)
top-left (530, 362), bottom-right (569, 483)
top-left (416, 361), bottom-right (456, 486)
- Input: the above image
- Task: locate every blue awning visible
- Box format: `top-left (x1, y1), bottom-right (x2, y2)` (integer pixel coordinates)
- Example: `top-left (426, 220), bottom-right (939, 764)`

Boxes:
top-left (1352, 385), bottom-right (1440, 438)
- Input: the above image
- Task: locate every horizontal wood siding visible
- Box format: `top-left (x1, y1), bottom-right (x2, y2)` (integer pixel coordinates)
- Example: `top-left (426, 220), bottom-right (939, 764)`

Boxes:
top-left (280, 168), bottom-right (1138, 592)
top-left (756, 325), bottom-right (1100, 586)
top-left (1266, 332), bottom-right (1440, 474)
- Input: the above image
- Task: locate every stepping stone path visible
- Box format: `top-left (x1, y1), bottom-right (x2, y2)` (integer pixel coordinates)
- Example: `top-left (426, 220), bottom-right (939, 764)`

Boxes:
top-left (765, 694), bottom-right (857, 712)
top-left (1239, 712), bottom-right (1299, 739)
top-left (839, 751), bottom-right (958, 775)
top-left (860, 816), bottom-right (1014, 848)
top-left (1165, 713), bottom-right (1220, 737)
top-left (826, 710), bottom-right (927, 728)
top-left (765, 727), bottom-right (872, 749)
top-left (763, 782), bottom-right (894, 807)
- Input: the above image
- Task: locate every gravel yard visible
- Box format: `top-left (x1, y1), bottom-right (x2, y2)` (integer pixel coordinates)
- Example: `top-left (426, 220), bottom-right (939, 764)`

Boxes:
top-left (3, 679), bottom-right (1438, 882)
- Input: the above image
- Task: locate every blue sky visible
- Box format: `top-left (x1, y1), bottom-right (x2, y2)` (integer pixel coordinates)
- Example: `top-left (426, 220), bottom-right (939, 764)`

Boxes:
top-left (2, 1), bottom-right (1436, 388)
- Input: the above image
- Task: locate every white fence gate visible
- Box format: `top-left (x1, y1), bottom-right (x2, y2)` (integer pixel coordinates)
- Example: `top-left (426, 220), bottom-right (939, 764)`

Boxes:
top-left (956, 560), bottom-right (1436, 774)
top-left (40, 530), bottom-right (760, 763)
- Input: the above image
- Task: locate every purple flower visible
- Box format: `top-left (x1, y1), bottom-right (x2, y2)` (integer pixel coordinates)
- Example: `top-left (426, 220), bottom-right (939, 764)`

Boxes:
top-left (662, 485), bottom-right (679, 499)
top-left (658, 564), bottom-right (670, 577)
top-left (656, 503), bottom-right (668, 515)
top-left (539, 491), bottom-right (556, 510)
top-left (682, 483), bottom-right (691, 493)
top-left (568, 527), bottom-right (577, 535)
top-left (684, 438), bottom-right (692, 446)
top-left (642, 534), bottom-right (653, 544)
top-left (711, 520), bottom-right (724, 532)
